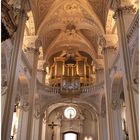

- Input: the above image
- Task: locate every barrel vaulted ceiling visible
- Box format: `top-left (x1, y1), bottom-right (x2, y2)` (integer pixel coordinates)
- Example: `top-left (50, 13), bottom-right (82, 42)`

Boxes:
top-left (29, 0), bottom-right (111, 63)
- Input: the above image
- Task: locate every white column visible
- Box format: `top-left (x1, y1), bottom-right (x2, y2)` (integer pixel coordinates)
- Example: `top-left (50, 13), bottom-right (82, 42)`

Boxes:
top-left (97, 115), bottom-right (102, 140)
top-left (38, 118), bottom-right (43, 140)
top-left (32, 117), bottom-right (40, 140)
top-left (26, 39), bottom-right (42, 140)
top-left (41, 119), bottom-right (47, 140)
top-left (55, 125), bottom-right (61, 140)
top-left (113, 3), bottom-right (138, 140)
top-left (16, 103), bottom-right (29, 140)
top-left (2, 3), bottom-right (28, 140)
top-left (100, 112), bottom-right (108, 140)
top-left (99, 36), bottom-right (115, 140)
top-left (112, 100), bottom-right (123, 140)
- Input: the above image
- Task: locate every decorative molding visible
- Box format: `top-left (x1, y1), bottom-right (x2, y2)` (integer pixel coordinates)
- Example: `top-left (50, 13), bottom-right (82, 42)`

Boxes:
top-left (113, 5), bottom-right (136, 19)
top-left (127, 11), bottom-right (139, 44)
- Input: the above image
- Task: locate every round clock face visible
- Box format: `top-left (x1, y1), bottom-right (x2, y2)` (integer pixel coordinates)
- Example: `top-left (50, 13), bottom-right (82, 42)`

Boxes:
top-left (64, 107), bottom-right (76, 119)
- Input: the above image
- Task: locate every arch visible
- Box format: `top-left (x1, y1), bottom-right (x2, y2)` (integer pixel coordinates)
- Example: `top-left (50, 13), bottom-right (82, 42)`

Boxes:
top-left (42, 101), bottom-right (98, 120)
top-left (45, 43), bottom-right (99, 66)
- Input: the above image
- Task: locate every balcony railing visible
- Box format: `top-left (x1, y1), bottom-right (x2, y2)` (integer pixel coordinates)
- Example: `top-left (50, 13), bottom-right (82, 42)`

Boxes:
top-left (37, 81), bottom-right (104, 96)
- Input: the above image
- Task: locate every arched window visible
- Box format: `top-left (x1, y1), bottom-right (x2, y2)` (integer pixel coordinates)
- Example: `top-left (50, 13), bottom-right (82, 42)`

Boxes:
top-left (63, 132), bottom-right (78, 140)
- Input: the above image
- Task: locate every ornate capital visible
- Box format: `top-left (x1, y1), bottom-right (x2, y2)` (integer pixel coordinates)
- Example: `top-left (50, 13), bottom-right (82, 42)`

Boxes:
top-left (113, 5), bottom-right (136, 19)
top-left (98, 35), bottom-right (117, 52)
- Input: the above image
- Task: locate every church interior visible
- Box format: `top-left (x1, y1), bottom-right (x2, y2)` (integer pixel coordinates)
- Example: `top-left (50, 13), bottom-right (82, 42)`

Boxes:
top-left (1, 0), bottom-right (139, 140)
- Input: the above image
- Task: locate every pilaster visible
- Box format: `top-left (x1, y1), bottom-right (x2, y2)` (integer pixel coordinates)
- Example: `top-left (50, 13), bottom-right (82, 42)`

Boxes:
top-left (16, 101), bottom-right (29, 140)
top-left (97, 114), bottom-right (103, 140)
top-left (100, 111), bottom-right (108, 140)
top-left (26, 39), bottom-right (42, 140)
top-left (2, 1), bottom-right (28, 140)
top-left (98, 35), bottom-right (116, 140)
top-left (113, 5), bottom-right (136, 32)
top-left (112, 2), bottom-right (138, 140)
top-left (111, 100), bottom-right (123, 140)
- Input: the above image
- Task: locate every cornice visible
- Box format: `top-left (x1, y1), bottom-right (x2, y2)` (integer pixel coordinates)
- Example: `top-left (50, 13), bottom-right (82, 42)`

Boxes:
top-left (113, 5), bottom-right (136, 19)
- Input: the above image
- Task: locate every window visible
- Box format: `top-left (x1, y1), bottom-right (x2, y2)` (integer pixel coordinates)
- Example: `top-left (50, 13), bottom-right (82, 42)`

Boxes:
top-left (64, 132), bottom-right (77, 140)
top-left (64, 107), bottom-right (76, 119)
